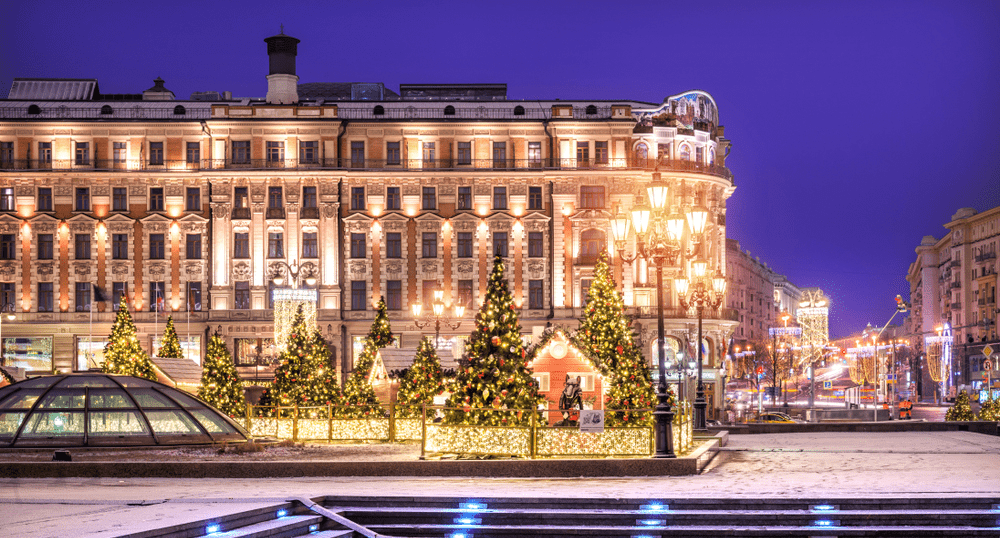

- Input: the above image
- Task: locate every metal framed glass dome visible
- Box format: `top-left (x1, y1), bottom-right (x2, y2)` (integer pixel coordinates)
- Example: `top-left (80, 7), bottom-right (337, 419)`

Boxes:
top-left (0, 374), bottom-right (251, 447)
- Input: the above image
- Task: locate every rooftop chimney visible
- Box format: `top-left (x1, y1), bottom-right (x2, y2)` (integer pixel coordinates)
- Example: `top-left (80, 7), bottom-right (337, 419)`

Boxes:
top-left (264, 31), bottom-right (300, 105)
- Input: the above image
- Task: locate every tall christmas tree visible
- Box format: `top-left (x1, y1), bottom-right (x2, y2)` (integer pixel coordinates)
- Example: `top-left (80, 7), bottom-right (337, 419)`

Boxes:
top-left (978, 397), bottom-right (999, 422)
top-left (197, 331), bottom-right (247, 418)
top-left (156, 316), bottom-right (184, 358)
top-left (368, 296), bottom-right (395, 349)
top-left (101, 296), bottom-right (157, 380)
top-left (338, 337), bottom-right (386, 418)
top-left (945, 389), bottom-right (976, 421)
top-left (396, 337), bottom-right (447, 417)
top-left (258, 307), bottom-right (341, 415)
top-left (574, 251), bottom-right (658, 426)
top-left (446, 256), bottom-right (542, 426)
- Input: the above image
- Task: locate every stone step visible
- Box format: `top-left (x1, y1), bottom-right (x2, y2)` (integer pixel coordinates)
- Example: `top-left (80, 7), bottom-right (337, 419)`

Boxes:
top-left (364, 523), bottom-right (1000, 537)
top-left (200, 514), bottom-right (323, 538)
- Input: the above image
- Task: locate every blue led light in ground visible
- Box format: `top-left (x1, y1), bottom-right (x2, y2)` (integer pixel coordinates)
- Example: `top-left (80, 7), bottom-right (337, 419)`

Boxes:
top-left (640, 503), bottom-right (669, 512)
top-left (449, 533), bottom-right (470, 538)
top-left (454, 516), bottom-right (482, 525)
top-left (460, 502), bottom-right (486, 511)
top-left (637, 519), bottom-right (665, 526)
top-left (309, 523), bottom-right (319, 532)
top-left (813, 520), bottom-right (839, 527)
top-left (632, 535), bottom-right (657, 538)
top-left (811, 504), bottom-right (837, 511)
top-left (276, 509), bottom-right (288, 518)
top-left (205, 523), bottom-right (220, 534)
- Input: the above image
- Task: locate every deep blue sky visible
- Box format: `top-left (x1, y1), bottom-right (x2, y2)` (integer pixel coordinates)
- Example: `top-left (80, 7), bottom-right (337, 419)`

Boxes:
top-left (2, 0), bottom-right (998, 339)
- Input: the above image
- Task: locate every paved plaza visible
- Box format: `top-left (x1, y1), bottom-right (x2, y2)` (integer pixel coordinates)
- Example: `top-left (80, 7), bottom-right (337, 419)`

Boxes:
top-left (0, 430), bottom-right (998, 537)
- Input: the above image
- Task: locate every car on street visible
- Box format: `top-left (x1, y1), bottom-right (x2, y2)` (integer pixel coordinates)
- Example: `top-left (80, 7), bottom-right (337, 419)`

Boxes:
top-left (756, 412), bottom-right (802, 423)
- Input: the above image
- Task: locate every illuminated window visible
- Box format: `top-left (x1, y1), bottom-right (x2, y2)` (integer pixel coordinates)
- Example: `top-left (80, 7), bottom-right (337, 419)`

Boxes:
top-left (422, 142), bottom-right (435, 165)
top-left (635, 142), bottom-right (648, 162)
top-left (680, 144), bottom-right (691, 161)
top-left (266, 141), bottom-right (284, 164)
top-left (528, 142), bottom-right (541, 167)
top-left (0, 188), bottom-right (13, 211)
top-left (532, 372), bottom-right (550, 392)
top-left (113, 142), bottom-right (127, 164)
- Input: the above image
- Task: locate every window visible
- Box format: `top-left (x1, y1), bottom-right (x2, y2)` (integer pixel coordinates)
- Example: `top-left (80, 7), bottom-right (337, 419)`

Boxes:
top-left (492, 141), bottom-right (506, 167)
top-left (111, 234), bottom-right (128, 259)
top-left (576, 141), bottom-right (589, 163)
top-left (0, 234), bottom-right (15, 259)
top-left (458, 280), bottom-right (473, 308)
top-left (457, 232), bottom-right (473, 258)
top-left (680, 144), bottom-right (691, 161)
top-left (299, 140), bottom-right (318, 164)
top-left (112, 187), bottom-right (127, 211)
top-left (234, 282), bottom-right (250, 309)
top-left (696, 146), bottom-right (704, 163)
top-left (37, 188), bottom-right (52, 212)
top-left (386, 187), bottom-right (400, 210)
top-left (493, 231), bottom-right (508, 258)
top-left (386, 280), bottom-right (402, 310)
top-left (586, 104), bottom-right (598, 115)
top-left (528, 141), bottom-right (541, 167)
top-left (112, 141), bottom-right (127, 165)
top-left (187, 282), bottom-right (202, 311)
top-left (149, 282), bottom-right (166, 312)
top-left (595, 141), bottom-right (608, 164)
top-left (149, 187), bottom-right (164, 211)
top-left (76, 282), bottom-right (92, 312)
top-left (373, 105), bottom-right (385, 116)
top-left (529, 186), bottom-right (542, 210)
top-left (232, 141), bottom-right (250, 164)
top-left (0, 188), bottom-right (13, 211)
top-left (528, 232), bottom-right (543, 257)
top-left (422, 142), bottom-right (435, 165)
top-left (266, 141), bottom-right (284, 164)
top-left (580, 186), bottom-right (605, 209)
top-left (234, 233), bottom-right (249, 258)
top-left (0, 142), bottom-right (12, 166)
top-left (185, 234), bottom-right (201, 259)
top-left (444, 105), bottom-right (455, 116)
top-left (514, 105), bottom-right (525, 116)
top-left (75, 187), bottom-right (90, 211)
top-left (302, 232), bottom-right (318, 258)
top-left (111, 282), bottom-right (128, 311)
top-left (457, 141), bottom-right (471, 165)
top-left (580, 229), bottom-right (605, 264)
top-left (75, 142), bottom-right (90, 165)
top-left (529, 280), bottom-right (544, 309)
top-left (386, 142), bottom-right (400, 165)
top-left (234, 187), bottom-right (249, 210)
top-left (351, 186), bottom-right (365, 210)
top-left (148, 142), bottom-right (163, 165)
top-left (422, 280), bottom-right (437, 306)
top-left (422, 186), bottom-right (436, 210)
top-left (186, 187), bottom-right (200, 211)
top-left (351, 141), bottom-right (365, 167)
top-left (658, 142), bottom-right (671, 161)
top-left (38, 142), bottom-right (52, 165)
top-left (635, 142), bottom-right (648, 163)
top-left (493, 186), bottom-right (507, 210)
top-left (268, 232), bottom-right (284, 258)
top-left (185, 141), bottom-right (199, 165)
top-left (38, 234), bottom-right (53, 260)
top-left (422, 232), bottom-right (437, 258)
top-left (149, 233), bottom-right (165, 259)
top-left (457, 186), bottom-right (472, 210)
top-left (37, 282), bottom-right (53, 312)
top-left (351, 233), bottom-right (366, 258)
top-left (386, 232), bottom-right (401, 258)
top-left (581, 278), bottom-right (593, 304)
top-left (74, 234), bottom-right (90, 259)
top-left (268, 186), bottom-right (283, 209)
top-left (351, 281), bottom-right (366, 310)
top-left (302, 186), bottom-right (317, 209)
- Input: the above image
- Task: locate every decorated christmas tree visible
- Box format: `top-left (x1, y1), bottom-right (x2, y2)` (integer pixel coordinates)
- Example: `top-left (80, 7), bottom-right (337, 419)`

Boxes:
top-left (978, 397), bottom-right (1000, 422)
top-left (338, 337), bottom-right (386, 418)
top-left (574, 251), bottom-right (658, 426)
top-left (368, 296), bottom-right (395, 349)
top-left (445, 256), bottom-right (543, 426)
top-left (155, 316), bottom-right (184, 358)
top-left (945, 389), bottom-right (976, 421)
top-left (197, 331), bottom-right (247, 418)
top-left (101, 296), bottom-right (157, 380)
top-left (396, 337), bottom-right (447, 417)
top-left (258, 307), bottom-right (341, 416)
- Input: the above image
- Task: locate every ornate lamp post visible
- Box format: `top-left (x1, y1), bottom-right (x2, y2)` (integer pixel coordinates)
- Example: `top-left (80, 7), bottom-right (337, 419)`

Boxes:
top-left (269, 259), bottom-right (320, 353)
top-left (611, 172), bottom-right (714, 458)
top-left (411, 286), bottom-right (465, 349)
top-left (675, 262), bottom-right (727, 431)
top-left (269, 259), bottom-right (318, 289)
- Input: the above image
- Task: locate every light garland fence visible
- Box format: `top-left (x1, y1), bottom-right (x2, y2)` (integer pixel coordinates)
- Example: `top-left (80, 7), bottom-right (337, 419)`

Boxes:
top-left (242, 403), bottom-right (696, 458)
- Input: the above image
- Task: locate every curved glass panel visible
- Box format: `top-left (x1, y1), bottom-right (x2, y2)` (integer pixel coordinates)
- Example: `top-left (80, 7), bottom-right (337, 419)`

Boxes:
top-left (145, 410), bottom-right (202, 434)
top-left (14, 377), bottom-right (58, 388)
top-left (89, 411), bottom-right (149, 435)
top-left (0, 412), bottom-right (26, 438)
top-left (117, 378), bottom-right (156, 388)
top-left (160, 389), bottom-right (204, 409)
top-left (0, 390), bottom-right (44, 410)
top-left (57, 376), bottom-right (118, 388)
top-left (129, 389), bottom-right (177, 408)
top-left (20, 411), bottom-right (85, 437)
top-left (189, 410), bottom-right (238, 434)
top-left (38, 390), bottom-right (86, 409)
top-left (88, 389), bottom-right (136, 408)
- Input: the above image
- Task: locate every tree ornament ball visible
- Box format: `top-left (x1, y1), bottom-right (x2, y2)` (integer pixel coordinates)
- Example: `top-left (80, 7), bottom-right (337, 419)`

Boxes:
top-left (491, 336), bottom-right (500, 345)
top-left (616, 345), bottom-right (623, 354)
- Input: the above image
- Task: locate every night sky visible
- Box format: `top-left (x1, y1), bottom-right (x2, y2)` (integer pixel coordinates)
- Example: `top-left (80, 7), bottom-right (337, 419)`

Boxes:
top-left (2, 1), bottom-right (997, 339)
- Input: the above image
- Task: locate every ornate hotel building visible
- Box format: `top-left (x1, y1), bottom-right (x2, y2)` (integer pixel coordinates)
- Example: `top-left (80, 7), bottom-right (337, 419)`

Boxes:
top-left (0, 34), bottom-right (738, 413)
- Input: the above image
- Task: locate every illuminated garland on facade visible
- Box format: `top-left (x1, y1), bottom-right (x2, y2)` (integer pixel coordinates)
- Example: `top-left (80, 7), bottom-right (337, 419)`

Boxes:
top-left (273, 289), bottom-right (318, 352)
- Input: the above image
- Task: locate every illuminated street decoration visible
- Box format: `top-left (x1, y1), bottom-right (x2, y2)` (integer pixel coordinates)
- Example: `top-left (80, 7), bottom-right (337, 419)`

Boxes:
top-left (796, 289), bottom-right (829, 367)
top-left (925, 325), bottom-right (952, 383)
top-left (272, 288), bottom-right (317, 352)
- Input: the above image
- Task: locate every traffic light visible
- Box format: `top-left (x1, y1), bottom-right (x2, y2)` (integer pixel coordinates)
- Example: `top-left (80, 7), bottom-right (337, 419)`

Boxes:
top-left (895, 295), bottom-right (910, 313)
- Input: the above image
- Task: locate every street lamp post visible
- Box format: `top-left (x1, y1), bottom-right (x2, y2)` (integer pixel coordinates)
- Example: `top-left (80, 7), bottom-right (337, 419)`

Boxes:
top-left (675, 263), bottom-right (727, 430)
top-left (411, 286), bottom-right (465, 349)
top-left (611, 172), bottom-right (717, 456)
top-left (269, 259), bottom-right (318, 289)
top-left (0, 305), bottom-right (14, 366)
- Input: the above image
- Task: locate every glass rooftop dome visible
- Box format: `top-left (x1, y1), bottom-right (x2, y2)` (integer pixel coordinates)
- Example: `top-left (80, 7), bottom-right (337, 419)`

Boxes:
top-left (0, 374), bottom-right (251, 447)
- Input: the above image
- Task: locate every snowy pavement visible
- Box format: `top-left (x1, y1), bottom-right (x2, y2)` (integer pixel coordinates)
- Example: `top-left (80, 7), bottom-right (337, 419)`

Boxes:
top-left (0, 431), bottom-right (997, 537)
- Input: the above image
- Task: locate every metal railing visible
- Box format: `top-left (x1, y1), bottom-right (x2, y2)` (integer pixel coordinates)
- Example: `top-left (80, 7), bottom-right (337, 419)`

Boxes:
top-left (0, 157), bottom-right (733, 180)
top-left (337, 105), bottom-right (614, 121)
top-left (0, 105), bottom-right (212, 120)
top-left (625, 305), bottom-right (739, 321)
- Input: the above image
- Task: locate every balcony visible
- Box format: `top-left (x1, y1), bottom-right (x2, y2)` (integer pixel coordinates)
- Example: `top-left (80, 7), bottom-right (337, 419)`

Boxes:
top-left (951, 302), bottom-right (963, 310)
top-left (950, 281), bottom-right (962, 289)
top-left (623, 306), bottom-right (739, 322)
top-left (300, 207), bottom-right (320, 219)
top-left (265, 207), bottom-right (285, 220)
top-left (0, 156), bottom-right (734, 181)
top-left (975, 252), bottom-right (997, 262)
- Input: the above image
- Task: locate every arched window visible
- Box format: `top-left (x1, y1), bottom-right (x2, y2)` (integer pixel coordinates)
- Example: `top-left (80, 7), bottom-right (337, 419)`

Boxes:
top-left (635, 142), bottom-right (648, 164)
top-left (513, 105), bottom-right (525, 116)
top-left (709, 147), bottom-right (716, 164)
top-left (173, 105), bottom-right (186, 115)
top-left (100, 105), bottom-right (113, 115)
top-left (27, 104), bottom-right (41, 115)
top-left (679, 143), bottom-right (691, 161)
top-left (585, 105), bottom-right (597, 115)
top-left (444, 105), bottom-right (455, 116)
top-left (651, 337), bottom-right (682, 368)
top-left (373, 105), bottom-right (385, 116)
top-left (579, 229), bottom-right (606, 265)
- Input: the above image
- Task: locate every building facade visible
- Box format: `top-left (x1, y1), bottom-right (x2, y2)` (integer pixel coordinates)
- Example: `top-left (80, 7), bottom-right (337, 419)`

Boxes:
top-left (725, 238), bottom-right (791, 345)
top-left (0, 33), bottom-right (738, 414)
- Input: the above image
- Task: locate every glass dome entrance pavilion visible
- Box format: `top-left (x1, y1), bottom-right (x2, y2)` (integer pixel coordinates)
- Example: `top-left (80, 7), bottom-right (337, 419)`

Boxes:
top-left (0, 374), bottom-right (251, 447)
